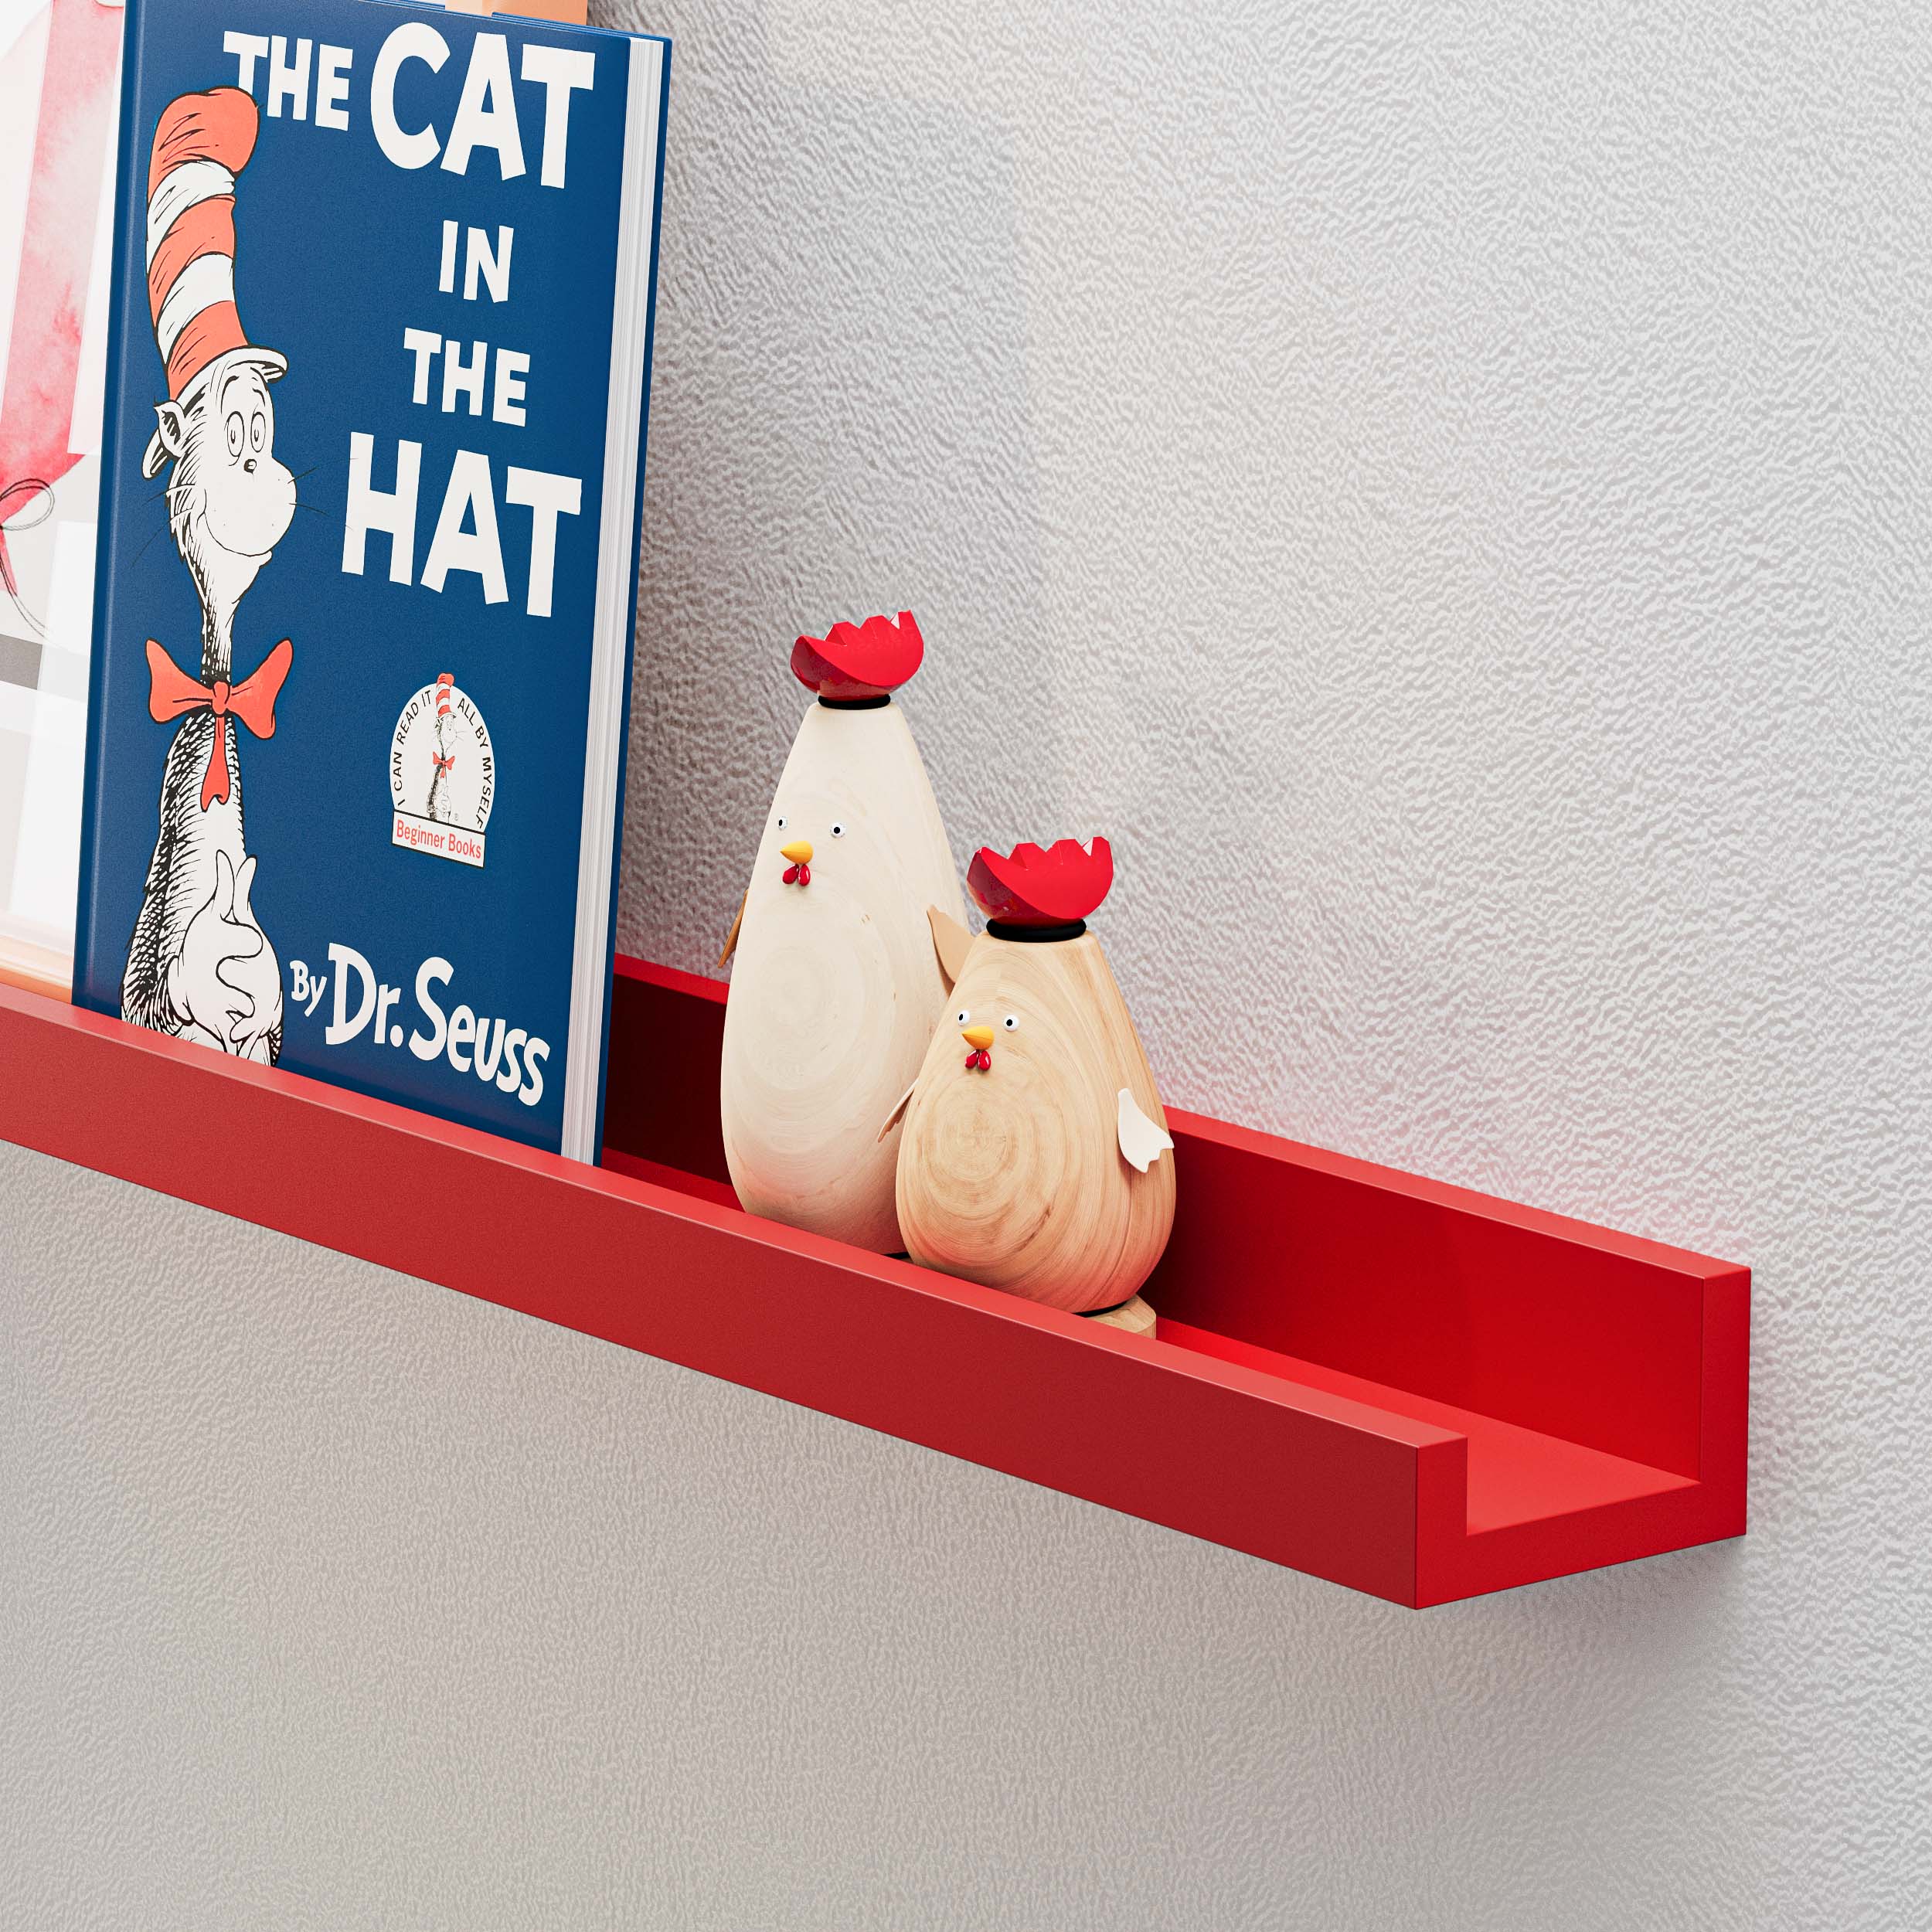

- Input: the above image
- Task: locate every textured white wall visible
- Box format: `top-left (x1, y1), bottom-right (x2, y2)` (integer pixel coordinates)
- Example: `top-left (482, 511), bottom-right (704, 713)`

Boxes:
top-left (5, 0), bottom-right (1931, 1923)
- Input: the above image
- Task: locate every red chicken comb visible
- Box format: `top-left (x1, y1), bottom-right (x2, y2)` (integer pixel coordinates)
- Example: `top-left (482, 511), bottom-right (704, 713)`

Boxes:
top-left (968, 838), bottom-right (1114, 928)
top-left (791, 611), bottom-right (924, 701)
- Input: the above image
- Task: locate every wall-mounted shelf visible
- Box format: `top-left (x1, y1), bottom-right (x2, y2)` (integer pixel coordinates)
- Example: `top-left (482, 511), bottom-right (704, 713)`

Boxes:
top-left (0, 959), bottom-right (1748, 1606)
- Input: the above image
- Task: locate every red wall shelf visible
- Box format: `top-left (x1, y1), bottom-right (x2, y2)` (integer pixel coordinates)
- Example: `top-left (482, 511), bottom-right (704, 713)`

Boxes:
top-left (0, 957), bottom-right (1748, 1607)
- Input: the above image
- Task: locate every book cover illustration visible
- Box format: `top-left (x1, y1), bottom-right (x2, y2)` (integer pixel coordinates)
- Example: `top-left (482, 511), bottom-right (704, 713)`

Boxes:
top-left (124, 82), bottom-right (292, 1060)
top-left (75, 0), bottom-right (668, 1157)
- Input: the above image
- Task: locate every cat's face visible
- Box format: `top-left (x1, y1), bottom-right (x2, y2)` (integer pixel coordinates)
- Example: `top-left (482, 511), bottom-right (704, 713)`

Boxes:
top-left (155, 354), bottom-right (296, 607)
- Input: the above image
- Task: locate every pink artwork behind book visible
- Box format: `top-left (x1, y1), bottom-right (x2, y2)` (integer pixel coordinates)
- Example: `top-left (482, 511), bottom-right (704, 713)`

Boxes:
top-left (0, 0), bottom-right (122, 994)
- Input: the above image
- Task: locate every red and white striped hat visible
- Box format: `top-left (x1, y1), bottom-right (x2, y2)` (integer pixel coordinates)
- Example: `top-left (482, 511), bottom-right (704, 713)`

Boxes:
top-left (140, 87), bottom-right (285, 478)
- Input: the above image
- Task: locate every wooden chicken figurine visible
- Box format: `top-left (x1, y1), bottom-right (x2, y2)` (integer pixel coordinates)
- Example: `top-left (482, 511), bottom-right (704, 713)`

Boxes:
top-left (719, 612), bottom-right (968, 1253)
top-left (893, 837), bottom-right (1176, 1328)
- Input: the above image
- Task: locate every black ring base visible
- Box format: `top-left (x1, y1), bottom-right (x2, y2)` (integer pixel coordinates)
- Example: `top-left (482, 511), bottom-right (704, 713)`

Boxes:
top-left (985, 919), bottom-right (1087, 944)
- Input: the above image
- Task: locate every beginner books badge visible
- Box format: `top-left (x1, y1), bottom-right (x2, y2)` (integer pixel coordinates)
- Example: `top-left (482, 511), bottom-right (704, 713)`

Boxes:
top-left (392, 672), bottom-right (494, 867)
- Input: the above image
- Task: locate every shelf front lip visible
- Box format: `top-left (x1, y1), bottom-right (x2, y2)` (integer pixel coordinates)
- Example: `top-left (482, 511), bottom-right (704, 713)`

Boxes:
top-left (0, 980), bottom-right (1448, 1602)
top-left (0, 975), bottom-right (1746, 1607)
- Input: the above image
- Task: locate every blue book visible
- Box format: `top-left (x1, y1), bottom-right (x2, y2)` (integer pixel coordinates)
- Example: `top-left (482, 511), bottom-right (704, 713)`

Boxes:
top-left (73, 0), bottom-right (670, 1161)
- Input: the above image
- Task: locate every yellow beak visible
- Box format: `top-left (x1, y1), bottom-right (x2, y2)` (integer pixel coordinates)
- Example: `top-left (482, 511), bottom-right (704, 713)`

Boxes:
top-left (781, 839), bottom-right (814, 865)
top-left (961, 1025), bottom-right (995, 1050)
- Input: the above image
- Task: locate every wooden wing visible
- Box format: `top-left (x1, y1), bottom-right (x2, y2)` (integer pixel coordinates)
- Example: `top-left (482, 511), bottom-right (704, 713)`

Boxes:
top-left (1117, 1088), bottom-right (1174, 1173)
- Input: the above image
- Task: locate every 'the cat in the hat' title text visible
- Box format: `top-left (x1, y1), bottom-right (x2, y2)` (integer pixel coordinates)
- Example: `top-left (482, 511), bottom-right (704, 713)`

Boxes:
top-left (223, 22), bottom-right (598, 621)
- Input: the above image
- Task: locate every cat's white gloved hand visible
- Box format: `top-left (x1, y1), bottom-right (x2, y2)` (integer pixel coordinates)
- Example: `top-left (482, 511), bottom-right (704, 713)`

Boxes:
top-left (166, 849), bottom-right (282, 1059)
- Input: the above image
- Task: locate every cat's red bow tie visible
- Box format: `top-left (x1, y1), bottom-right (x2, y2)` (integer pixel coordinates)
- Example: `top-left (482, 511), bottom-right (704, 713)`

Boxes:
top-left (145, 638), bottom-right (292, 811)
top-left (434, 753), bottom-right (455, 774)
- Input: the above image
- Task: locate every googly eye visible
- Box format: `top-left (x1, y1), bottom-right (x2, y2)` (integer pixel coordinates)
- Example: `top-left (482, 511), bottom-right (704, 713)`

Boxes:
top-left (954, 1010), bottom-right (971, 1026)
top-left (1002, 1015), bottom-right (1019, 1031)
top-left (829, 822), bottom-right (846, 838)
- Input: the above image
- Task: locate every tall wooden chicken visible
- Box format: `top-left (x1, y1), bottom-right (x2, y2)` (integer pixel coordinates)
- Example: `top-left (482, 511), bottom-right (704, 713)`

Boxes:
top-left (719, 612), bottom-right (967, 1253)
top-left (893, 837), bottom-right (1176, 1325)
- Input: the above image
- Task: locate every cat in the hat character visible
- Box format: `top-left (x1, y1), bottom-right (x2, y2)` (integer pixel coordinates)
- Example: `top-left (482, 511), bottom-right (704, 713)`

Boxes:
top-left (426, 675), bottom-right (457, 823)
top-left (121, 87), bottom-right (294, 1063)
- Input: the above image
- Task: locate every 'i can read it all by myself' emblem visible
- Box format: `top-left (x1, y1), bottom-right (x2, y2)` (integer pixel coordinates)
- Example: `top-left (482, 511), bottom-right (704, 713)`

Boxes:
top-left (390, 672), bottom-right (494, 866)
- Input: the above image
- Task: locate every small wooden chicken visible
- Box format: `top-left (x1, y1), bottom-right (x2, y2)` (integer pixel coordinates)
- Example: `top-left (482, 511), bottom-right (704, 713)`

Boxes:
top-left (893, 837), bottom-right (1176, 1321)
top-left (719, 612), bottom-right (967, 1253)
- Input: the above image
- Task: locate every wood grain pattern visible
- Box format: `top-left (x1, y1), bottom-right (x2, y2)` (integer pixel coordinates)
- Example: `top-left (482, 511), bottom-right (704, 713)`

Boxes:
top-left (896, 930), bottom-right (1176, 1311)
top-left (1085, 1293), bottom-right (1156, 1335)
top-left (720, 701), bottom-right (965, 1253)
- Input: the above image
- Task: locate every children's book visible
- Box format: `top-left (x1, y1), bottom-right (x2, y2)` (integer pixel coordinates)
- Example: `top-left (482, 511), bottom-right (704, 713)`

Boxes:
top-left (0, 0), bottom-right (588, 1005)
top-left (72, 0), bottom-right (669, 1160)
